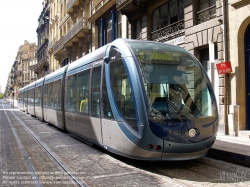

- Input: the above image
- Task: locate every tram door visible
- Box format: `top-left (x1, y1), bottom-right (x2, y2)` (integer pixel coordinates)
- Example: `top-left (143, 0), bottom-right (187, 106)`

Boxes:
top-left (89, 63), bottom-right (103, 143)
top-left (245, 24), bottom-right (250, 130)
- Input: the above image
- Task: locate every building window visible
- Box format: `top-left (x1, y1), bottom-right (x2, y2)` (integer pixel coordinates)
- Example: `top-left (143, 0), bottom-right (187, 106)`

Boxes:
top-left (98, 26), bottom-right (102, 48)
top-left (200, 47), bottom-right (209, 72)
top-left (116, 12), bottom-right (122, 38)
top-left (135, 19), bottom-right (141, 39)
top-left (199, 0), bottom-right (216, 11)
top-left (62, 58), bottom-right (69, 67)
top-left (197, 0), bottom-right (216, 24)
top-left (152, 0), bottom-right (184, 32)
top-left (97, 11), bottom-right (122, 47)
top-left (106, 19), bottom-right (112, 44)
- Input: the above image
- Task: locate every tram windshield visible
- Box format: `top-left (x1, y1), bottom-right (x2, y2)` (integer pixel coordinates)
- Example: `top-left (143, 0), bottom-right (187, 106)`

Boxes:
top-left (128, 41), bottom-right (217, 123)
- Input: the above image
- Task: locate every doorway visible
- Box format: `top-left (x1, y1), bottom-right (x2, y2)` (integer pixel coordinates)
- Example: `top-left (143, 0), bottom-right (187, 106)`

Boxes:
top-left (245, 24), bottom-right (250, 130)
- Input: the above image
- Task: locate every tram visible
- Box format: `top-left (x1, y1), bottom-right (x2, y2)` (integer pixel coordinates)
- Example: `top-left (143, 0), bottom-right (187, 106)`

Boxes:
top-left (18, 39), bottom-right (218, 160)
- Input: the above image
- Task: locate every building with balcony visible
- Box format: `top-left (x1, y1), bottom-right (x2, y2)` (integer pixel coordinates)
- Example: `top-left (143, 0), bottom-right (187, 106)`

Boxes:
top-left (6, 60), bottom-right (18, 99)
top-left (35, 0), bottom-right (50, 79)
top-left (48, 0), bottom-right (91, 70)
top-left (5, 41), bottom-right (38, 99)
top-left (17, 40), bottom-right (38, 88)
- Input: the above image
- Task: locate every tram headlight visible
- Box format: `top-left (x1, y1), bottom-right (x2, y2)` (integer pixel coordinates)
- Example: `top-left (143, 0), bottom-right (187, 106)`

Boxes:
top-left (188, 128), bottom-right (196, 137)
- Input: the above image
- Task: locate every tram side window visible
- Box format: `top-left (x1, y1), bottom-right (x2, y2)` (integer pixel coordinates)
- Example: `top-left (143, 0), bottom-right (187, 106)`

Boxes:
top-left (35, 86), bottom-right (41, 107)
top-left (67, 74), bottom-right (77, 112)
top-left (43, 84), bottom-right (48, 108)
top-left (102, 65), bottom-right (113, 119)
top-left (28, 89), bottom-right (34, 106)
top-left (48, 82), bottom-right (54, 109)
top-left (77, 70), bottom-right (90, 114)
top-left (54, 80), bottom-right (61, 110)
top-left (28, 90), bottom-right (31, 106)
top-left (91, 66), bottom-right (101, 117)
top-left (110, 59), bottom-right (138, 132)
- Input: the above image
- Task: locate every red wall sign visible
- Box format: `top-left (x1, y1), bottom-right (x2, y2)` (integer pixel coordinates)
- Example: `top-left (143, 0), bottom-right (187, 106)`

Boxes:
top-left (216, 61), bottom-right (232, 75)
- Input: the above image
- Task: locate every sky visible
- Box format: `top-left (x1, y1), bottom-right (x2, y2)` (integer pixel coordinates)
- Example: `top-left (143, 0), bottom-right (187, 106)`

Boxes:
top-left (0, 0), bottom-right (44, 93)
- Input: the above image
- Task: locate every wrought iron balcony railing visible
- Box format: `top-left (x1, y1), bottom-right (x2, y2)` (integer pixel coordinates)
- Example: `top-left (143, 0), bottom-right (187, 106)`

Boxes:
top-left (197, 5), bottom-right (216, 24)
top-left (92, 0), bottom-right (109, 15)
top-left (38, 38), bottom-right (49, 54)
top-left (151, 19), bottom-right (185, 42)
top-left (59, 14), bottom-right (70, 28)
top-left (52, 17), bottom-right (90, 54)
top-left (116, 0), bottom-right (131, 8)
top-left (64, 17), bottom-right (90, 45)
top-left (53, 36), bottom-right (64, 54)
top-left (33, 54), bottom-right (49, 72)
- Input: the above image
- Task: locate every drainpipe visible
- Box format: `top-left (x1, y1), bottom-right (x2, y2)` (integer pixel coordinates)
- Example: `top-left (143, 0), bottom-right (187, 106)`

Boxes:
top-left (90, 0), bottom-right (93, 52)
top-left (111, 10), bottom-right (116, 41)
top-left (101, 18), bottom-right (105, 46)
top-left (222, 0), bottom-right (229, 135)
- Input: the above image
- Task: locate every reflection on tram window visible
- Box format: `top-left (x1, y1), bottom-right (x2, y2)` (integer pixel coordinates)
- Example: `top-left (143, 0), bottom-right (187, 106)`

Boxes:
top-left (78, 70), bottom-right (90, 114)
top-left (67, 74), bottom-right (77, 112)
top-left (91, 66), bottom-right (101, 117)
top-left (48, 82), bottom-right (54, 109)
top-left (43, 84), bottom-right (48, 108)
top-left (53, 80), bottom-right (61, 110)
top-left (35, 86), bottom-right (42, 107)
top-left (102, 66), bottom-right (113, 119)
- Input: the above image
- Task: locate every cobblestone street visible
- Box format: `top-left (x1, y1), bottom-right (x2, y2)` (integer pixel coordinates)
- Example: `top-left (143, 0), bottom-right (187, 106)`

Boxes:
top-left (1, 100), bottom-right (250, 186)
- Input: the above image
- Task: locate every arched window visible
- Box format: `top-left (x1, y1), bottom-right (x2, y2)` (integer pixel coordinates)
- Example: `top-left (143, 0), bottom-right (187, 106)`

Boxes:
top-left (152, 0), bottom-right (184, 32)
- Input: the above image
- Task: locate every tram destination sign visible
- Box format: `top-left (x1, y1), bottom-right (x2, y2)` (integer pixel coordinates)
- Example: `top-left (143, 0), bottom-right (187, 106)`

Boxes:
top-left (216, 61), bottom-right (233, 75)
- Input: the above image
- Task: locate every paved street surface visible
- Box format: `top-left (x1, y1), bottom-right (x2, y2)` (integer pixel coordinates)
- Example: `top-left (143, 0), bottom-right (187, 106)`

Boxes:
top-left (1, 99), bottom-right (250, 186)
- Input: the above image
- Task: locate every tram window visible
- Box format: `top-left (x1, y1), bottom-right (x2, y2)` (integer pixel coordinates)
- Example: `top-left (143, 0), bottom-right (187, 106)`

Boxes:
top-left (91, 66), bottom-right (101, 117)
top-left (54, 80), bottom-right (61, 110)
top-left (43, 84), bottom-right (48, 108)
top-left (110, 59), bottom-right (138, 132)
top-left (102, 65), bottom-right (113, 119)
top-left (35, 86), bottom-right (41, 107)
top-left (67, 74), bottom-right (77, 112)
top-left (77, 70), bottom-right (90, 114)
top-left (48, 82), bottom-right (54, 109)
top-left (28, 89), bottom-right (33, 106)
top-left (30, 89), bottom-right (34, 106)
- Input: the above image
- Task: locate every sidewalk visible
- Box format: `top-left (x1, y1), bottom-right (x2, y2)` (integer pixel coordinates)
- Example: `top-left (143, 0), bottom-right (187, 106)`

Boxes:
top-left (208, 134), bottom-right (250, 167)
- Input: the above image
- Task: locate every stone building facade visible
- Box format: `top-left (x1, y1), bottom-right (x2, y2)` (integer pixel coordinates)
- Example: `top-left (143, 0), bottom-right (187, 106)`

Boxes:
top-left (48, 0), bottom-right (91, 70)
top-left (6, 41), bottom-right (38, 99)
top-left (34, 0), bottom-right (50, 79)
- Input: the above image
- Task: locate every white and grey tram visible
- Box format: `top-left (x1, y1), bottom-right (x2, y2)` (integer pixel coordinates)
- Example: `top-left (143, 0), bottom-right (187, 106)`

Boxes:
top-left (18, 39), bottom-right (218, 161)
